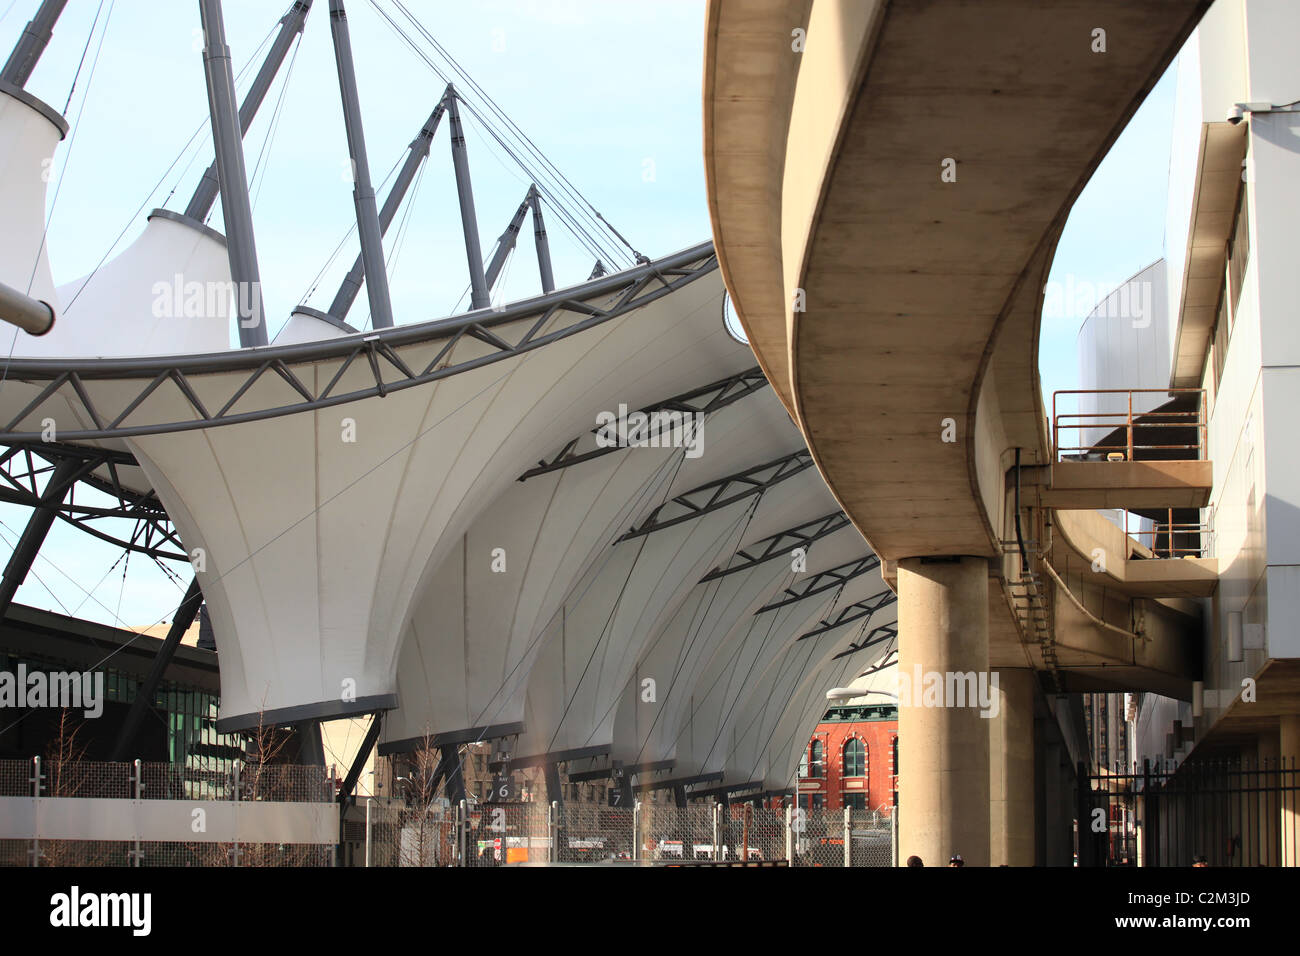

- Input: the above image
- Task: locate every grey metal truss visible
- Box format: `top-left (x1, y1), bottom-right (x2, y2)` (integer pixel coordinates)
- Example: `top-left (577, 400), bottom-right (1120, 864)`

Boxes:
top-left (699, 511), bottom-right (850, 582)
top-left (517, 365), bottom-right (769, 481)
top-left (617, 449), bottom-right (813, 541)
top-left (0, 442), bottom-right (184, 560)
top-left (755, 553), bottom-right (881, 613)
top-left (0, 243), bottom-right (718, 443)
top-left (797, 589), bottom-right (898, 642)
top-left (831, 623), bottom-right (898, 662)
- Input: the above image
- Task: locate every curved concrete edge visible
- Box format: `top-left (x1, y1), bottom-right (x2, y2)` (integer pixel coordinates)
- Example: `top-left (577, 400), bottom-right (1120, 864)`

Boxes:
top-left (703, 0), bottom-right (810, 416)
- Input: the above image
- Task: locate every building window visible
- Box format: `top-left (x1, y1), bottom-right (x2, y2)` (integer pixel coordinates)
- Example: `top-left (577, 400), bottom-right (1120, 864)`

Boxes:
top-left (798, 749), bottom-right (808, 778)
top-left (809, 740), bottom-right (824, 778)
top-left (843, 793), bottom-right (866, 810)
top-left (843, 738), bottom-right (865, 777)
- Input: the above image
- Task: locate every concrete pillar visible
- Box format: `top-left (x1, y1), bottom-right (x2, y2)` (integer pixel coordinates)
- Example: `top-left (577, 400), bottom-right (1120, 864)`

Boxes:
top-left (897, 555), bottom-right (990, 867)
top-left (1281, 716), bottom-right (1300, 867)
top-left (990, 667), bottom-right (1036, 866)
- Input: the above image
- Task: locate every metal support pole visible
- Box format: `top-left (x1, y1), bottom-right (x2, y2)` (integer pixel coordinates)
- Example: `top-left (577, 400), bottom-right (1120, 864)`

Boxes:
top-left (549, 800), bottom-right (559, 864)
top-left (439, 743), bottom-right (466, 804)
top-left (714, 802), bottom-right (722, 862)
top-left (531, 186), bottom-right (555, 294)
top-left (337, 711), bottom-right (382, 805)
top-left (543, 761), bottom-right (564, 806)
top-left (784, 804), bottom-right (792, 864)
top-left (363, 795), bottom-right (372, 867)
top-left (483, 188), bottom-right (532, 292)
top-left (1, 0), bottom-right (66, 88)
top-left (445, 88), bottom-right (490, 310)
top-left (843, 806), bottom-right (851, 867)
top-left (29, 756), bottom-right (41, 867)
top-left (632, 800), bottom-right (641, 862)
top-left (131, 759), bottom-right (143, 867)
top-left (328, 0), bottom-right (394, 329)
top-left (295, 720), bottom-right (325, 766)
top-left (231, 762), bottom-right (241, 866)
top-left (198, 0), bottom-right (268, 347)
top-left (0, 457), bottom-right (80, 620)
top-left (0, 280), bottom-right (55, 336)
top-left (327, 90), bottom-right (448, 320)
top-left (185, 0), bottom-right (313, 222)
top-left (110, 577), bottom-right (203, 761)
top-left (457, 798), bottom-right (467, 867)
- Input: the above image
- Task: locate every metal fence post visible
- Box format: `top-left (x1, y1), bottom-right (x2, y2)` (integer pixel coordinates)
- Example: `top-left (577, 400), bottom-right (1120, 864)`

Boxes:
top-left (364, 796), bottom-right (373, 867)
top-left (131, 758), bottom-right (143, 867)
top-left (784, 804), bottom-right (793, 864)
top-left (29, 755), bottom-right (40, 867)
top-left (632, 800), bottom-right (641, 862)
top-left (457, 798), bottom-right (467, 867)
top-left (891, 807), bottom-right (899, 867)
top-left (231, 762), bottom-right (241, 868)
top-left (713, 802), bottom-right (722, 861)
top-left (843, 807), bottom-right (852, 867)
top-left (549, 800), bottom-right (559, 864)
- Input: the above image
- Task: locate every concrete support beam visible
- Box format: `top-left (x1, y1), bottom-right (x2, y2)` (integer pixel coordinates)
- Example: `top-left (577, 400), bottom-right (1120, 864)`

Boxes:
top-left (897, 555), bottom-right (990, 867)
top-left (990, 667), bottom-right (1036, 866)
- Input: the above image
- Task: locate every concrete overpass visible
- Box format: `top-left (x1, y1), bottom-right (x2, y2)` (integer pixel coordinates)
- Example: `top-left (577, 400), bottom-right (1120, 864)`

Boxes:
top-left (705, 0), bottom-right (1214, 864)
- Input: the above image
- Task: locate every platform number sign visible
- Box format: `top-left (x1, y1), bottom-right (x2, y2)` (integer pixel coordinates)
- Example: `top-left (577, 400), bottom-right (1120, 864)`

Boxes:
top-left (608, 768), bottom-right (627, 807)
top-left (488, 773), bottom-right (517, 803)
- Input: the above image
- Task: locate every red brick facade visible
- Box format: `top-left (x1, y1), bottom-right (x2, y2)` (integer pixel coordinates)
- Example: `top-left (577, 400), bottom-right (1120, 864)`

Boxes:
top-left (795, 705), bottom-right (897, 812)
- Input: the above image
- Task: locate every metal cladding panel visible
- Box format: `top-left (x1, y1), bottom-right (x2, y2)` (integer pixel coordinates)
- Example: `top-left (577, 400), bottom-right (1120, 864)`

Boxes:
top-left (0, 92), bottom-right (62, 313)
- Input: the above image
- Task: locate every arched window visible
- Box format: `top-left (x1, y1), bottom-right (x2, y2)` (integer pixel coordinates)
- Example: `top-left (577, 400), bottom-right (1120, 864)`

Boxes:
top-left (843, 738), bottom-right (865, 777)
top-left (809, 740), bottom-right (825, 778)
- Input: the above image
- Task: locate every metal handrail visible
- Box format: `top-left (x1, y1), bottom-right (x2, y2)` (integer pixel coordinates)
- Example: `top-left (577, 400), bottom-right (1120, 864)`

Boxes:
top-left (1052, 388), bottom-right (1207, 462)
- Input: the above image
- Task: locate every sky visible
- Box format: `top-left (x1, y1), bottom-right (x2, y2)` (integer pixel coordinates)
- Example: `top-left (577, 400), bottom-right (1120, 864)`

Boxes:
top-left (0, 0), bottom-right (1182, 632)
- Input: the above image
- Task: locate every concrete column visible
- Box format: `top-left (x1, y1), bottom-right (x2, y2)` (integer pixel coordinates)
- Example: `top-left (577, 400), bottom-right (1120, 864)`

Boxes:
top-left (897, 555), bottom-right (990, 867)
top-left (1281, 717), bottom-right (1300, 867)
top-left (990, 667), bottom-right (1036, 866)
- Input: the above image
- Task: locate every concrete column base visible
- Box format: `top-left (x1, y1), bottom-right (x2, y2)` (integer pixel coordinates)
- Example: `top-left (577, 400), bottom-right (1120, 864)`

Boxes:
top-left (990, 667), bottom-right (1036, 866)
top-left (897, 555), bottom-right (990, 867)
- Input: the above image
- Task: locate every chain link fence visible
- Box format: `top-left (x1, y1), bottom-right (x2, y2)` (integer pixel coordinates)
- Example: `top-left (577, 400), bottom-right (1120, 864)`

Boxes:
top-left (0, 758), bottom-right (334, 867)
top-left (354, 799), bottom-right (896, 867)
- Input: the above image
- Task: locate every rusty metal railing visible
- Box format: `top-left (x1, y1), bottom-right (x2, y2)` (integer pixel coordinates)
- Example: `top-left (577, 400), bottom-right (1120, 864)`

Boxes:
top-left (1052, 388), bottom-right (1206, 462)
top-left (1125, 508), bottom-right (1207, 559)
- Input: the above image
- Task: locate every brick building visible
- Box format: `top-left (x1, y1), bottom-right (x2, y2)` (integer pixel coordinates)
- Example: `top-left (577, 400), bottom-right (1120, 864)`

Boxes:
top-left (796, 703), bottom-right (897, 812)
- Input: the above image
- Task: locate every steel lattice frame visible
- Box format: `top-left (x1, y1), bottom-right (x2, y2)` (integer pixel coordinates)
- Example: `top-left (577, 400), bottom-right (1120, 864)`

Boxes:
top-left (0, 243), bottom-right (717, 443)
top-left (755, 553), bottom-right (882, 613)
top-left (798, 589), bottom-right (898, 642)
top-left (699, 511), bottom-right (850, 582)
top-left (0, 442), bottom-right (184, 560)
top-left (517, 365), bottom-right (769, 481)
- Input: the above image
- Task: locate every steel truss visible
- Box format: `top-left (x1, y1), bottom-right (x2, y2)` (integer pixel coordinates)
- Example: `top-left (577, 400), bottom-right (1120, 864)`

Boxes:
top-left (618, 449), bottom-right (813, 541)
top-left (798, 589), bottom-right (898, 642)
top-left (517, 365), bottom-right (769, 481)
top-left (0, 244), bottom-right (717, 443)
top-left (832, 623), bottom-right (898, 662)
top-left (755, 553), bottom-right (881, 613)
top-left (0, 442), bottom-right (184, 560)
top-left (699, 511), bottom-right (850, 582)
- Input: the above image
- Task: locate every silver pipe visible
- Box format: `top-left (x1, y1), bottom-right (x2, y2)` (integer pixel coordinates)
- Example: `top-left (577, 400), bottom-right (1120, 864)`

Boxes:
top-left (531, 185), bottom-right (555, 294)
top-left (446, 88), bottom-right (490, 310)
top-left (185, 0), bottom-right (313, 222)
top-left (0, 280), bottom-right (54, 336)
top-left (1, 0), bottom-right (67, 89)
top-left (484, 187), bottom-right (532, 292)
top-left (199, 0), bottom-right (268, 347)
top-left (327, 89), bottom-right (448, 320)
top-left (328, 0), bottom-right (393, 329)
